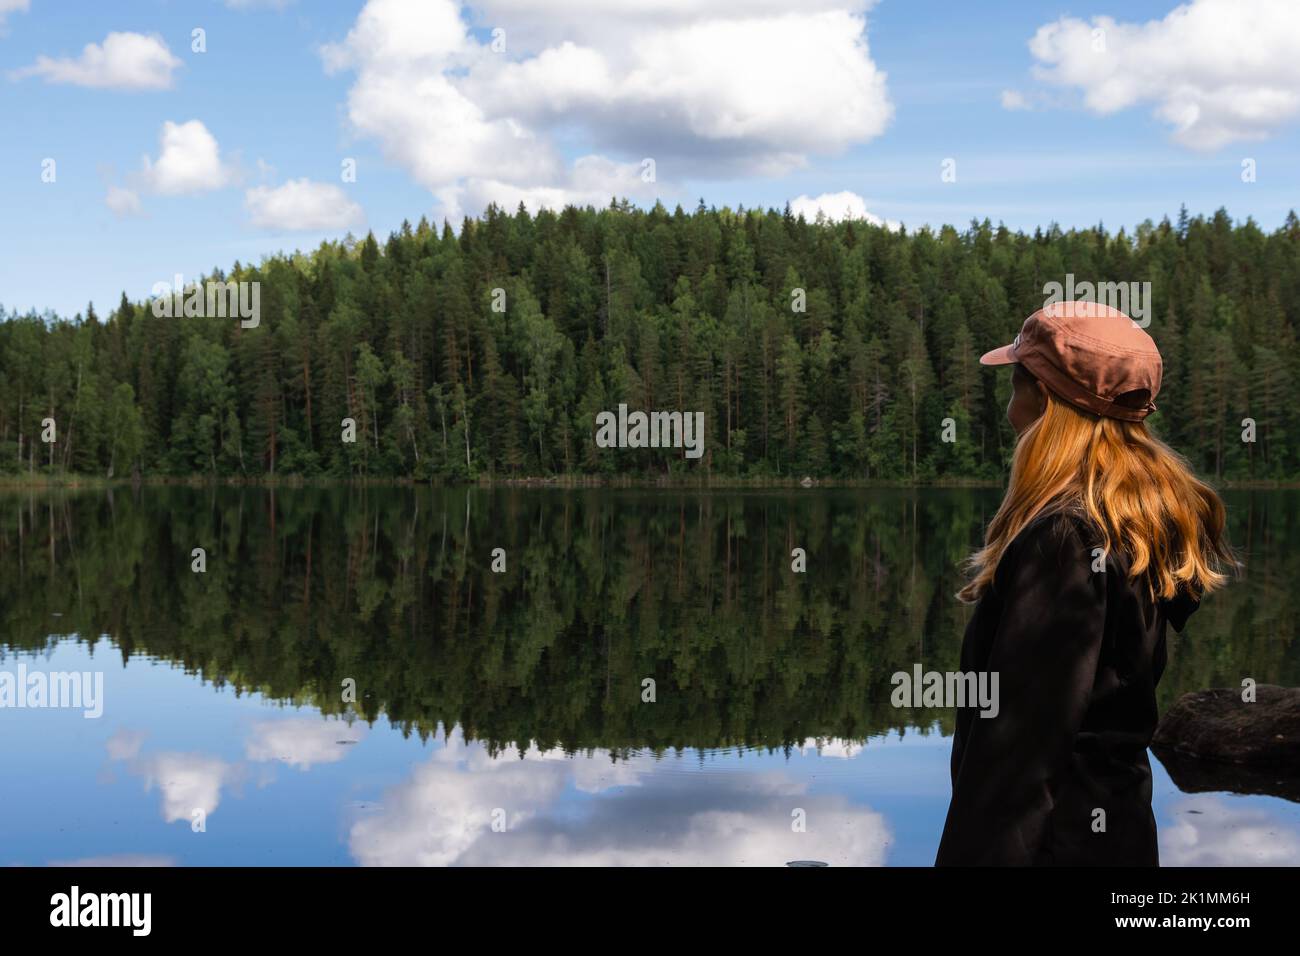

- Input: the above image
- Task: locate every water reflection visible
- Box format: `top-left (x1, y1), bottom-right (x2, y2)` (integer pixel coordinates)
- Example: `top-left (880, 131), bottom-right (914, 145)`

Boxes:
top-left (346, 727), bottom-right (892, 866)
top-left (245, 717), bottom-right (367, 769)
top-left (1159, 795), bottom-right (1300, 866)
top-left (1, 487), bottom-right (1297, 865)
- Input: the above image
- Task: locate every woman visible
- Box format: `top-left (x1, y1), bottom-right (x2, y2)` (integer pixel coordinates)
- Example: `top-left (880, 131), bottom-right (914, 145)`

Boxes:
top-left (935, 300), bottom-right (1235, 867)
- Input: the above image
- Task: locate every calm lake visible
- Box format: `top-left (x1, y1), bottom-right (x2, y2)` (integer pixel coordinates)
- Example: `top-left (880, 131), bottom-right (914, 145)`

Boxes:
top-left (1, 486), bottom-right (1297, 866)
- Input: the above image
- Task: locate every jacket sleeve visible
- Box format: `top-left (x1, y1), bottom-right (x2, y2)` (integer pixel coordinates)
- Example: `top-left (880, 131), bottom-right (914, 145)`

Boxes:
top-left (935, 516), bottom-right (1107, 865)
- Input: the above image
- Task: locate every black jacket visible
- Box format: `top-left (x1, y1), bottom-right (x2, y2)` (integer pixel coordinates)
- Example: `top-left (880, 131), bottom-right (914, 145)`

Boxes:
top-left (935, 510), bottom-right (1199, 866)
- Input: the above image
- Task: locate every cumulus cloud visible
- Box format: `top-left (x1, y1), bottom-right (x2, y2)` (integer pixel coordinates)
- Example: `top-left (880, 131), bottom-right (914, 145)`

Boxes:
top-left (245, 716), bottom-right (367, 768)
top-left (142, 120), bottom-right (234, 195)
top-left (435, 156), bottom-right (653, 225)
top-left (244, 179), bottom-right (365, 232)
top-left (348, 729), bottom-right (891, 866)
top-left (102, 119), bottom-right (234, 213)
top-left (789, 191), bottom-right (899, 229)
top-left (322, 0), bottom-right (892, 219)
top-left (1025, 0), bottom-right (1300, 150)
top-left (10, 31), bottom-right (181, 90)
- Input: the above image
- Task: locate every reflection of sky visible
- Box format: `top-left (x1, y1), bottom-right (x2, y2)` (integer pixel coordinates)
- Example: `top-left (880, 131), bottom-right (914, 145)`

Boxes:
top-left (1158, 794), bottom-right (1300, 867)
top-left (346, 729), bottom-right (893, 866)
top-left (2, 640), bottom-right (1296, 866)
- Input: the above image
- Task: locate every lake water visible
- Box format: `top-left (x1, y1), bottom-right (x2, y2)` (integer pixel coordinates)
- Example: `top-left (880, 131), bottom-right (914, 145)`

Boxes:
top-left (1, 487), bottom-right (1296, 866)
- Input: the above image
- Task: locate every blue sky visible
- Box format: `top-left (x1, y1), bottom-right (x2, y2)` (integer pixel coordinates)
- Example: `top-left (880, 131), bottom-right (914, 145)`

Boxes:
top-left (2, 0), bottom-right (1297, 319)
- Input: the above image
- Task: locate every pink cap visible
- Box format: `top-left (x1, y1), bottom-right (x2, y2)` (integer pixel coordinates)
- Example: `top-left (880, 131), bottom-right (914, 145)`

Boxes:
top-left (981, 300), bottom-right (1162, 422)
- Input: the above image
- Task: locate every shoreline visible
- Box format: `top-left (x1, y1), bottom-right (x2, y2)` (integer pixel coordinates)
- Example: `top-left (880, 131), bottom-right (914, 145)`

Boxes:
top-left (1, 474), bottom-right (1297, 491)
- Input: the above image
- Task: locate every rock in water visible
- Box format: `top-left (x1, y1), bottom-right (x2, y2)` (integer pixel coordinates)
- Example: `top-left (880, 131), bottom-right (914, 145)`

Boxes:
top-left (1153, 685), bottom-right (1299, 767)
top-left (1151, 744), bottom-right (1300, 802)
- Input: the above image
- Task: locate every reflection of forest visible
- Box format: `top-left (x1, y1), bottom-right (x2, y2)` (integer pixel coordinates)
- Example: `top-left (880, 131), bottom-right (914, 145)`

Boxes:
top-left (1, 488), bottom-right (1294, 753)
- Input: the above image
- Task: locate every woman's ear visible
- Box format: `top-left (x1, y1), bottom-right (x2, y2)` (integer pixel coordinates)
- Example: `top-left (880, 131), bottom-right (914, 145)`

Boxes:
top-left (1035, 379), bottom-right (1049, 414)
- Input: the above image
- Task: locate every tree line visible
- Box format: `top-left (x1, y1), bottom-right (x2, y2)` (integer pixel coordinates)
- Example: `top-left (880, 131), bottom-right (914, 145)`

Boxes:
top-left (2, 201), bottom-right (1297, 482)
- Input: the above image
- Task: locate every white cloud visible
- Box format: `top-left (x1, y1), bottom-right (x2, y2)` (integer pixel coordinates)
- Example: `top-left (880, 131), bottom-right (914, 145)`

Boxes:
top-left (103, 120), bottom-right (232, 212)
top-left (1000, 89), bottom-right (1030, 111)
top-left (0, 0), bottom-right (28, 33)
top-left (11, 31), bottom-right (181, 90)
top-left (436, 156), bottom-right (654, 223)
top-left (105, 185), bottom-right (143, 218)
top-left (142, 120), bottom-right (233, 195)
top-left (323, 0), bottom-right (892, 219)
top-left (1025, 0), bottom-right (1300, 150)
top-left (245, 715), bottom-right (367, 768)
top-left (789, 191), bottom-right (899, 229)
top-left (245, 178), bottom-right (365, 231)
top-left (463, 0), bottom-right (879, 55)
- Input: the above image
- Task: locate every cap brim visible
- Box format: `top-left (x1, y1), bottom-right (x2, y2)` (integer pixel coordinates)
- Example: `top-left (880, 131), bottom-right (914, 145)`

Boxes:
top-left (979, 344), bottom-right (1016, 366)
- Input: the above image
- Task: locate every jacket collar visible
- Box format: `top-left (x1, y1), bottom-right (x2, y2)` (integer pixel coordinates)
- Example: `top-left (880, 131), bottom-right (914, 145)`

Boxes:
top-left (1162, 588), bottom-right (1200, 633)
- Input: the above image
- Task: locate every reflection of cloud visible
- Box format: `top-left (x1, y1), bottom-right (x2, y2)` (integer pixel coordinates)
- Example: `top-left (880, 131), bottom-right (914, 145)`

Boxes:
top-left (1161, 795), bottom-right (1300, 866)
top-left (136, 753), bottom-right (234, 823)
top-left (350, 729), bottom-right (890, 866)
top-left (245, 716), bottom-right (367, 770)
top-left (106, 728), bottom-right (146, 761)
top-left (797, 738), bottom-right (864, 759)
top-left (107, 733), bottom-right (236, 824)
top-left (524, 745), bottom-right (643, 793)
top-left (351, 733), bottom-right (569, 866)
top-left (49, 854), bottom-right (176, 867)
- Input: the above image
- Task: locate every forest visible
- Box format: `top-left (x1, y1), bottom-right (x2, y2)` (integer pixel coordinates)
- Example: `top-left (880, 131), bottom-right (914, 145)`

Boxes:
top-left (1, 201), bottom-right (1296, 483)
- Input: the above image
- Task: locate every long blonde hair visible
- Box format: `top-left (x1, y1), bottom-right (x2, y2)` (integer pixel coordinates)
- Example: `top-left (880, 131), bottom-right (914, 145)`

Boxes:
top-left (959, 389), bottom-right (1235, 604)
